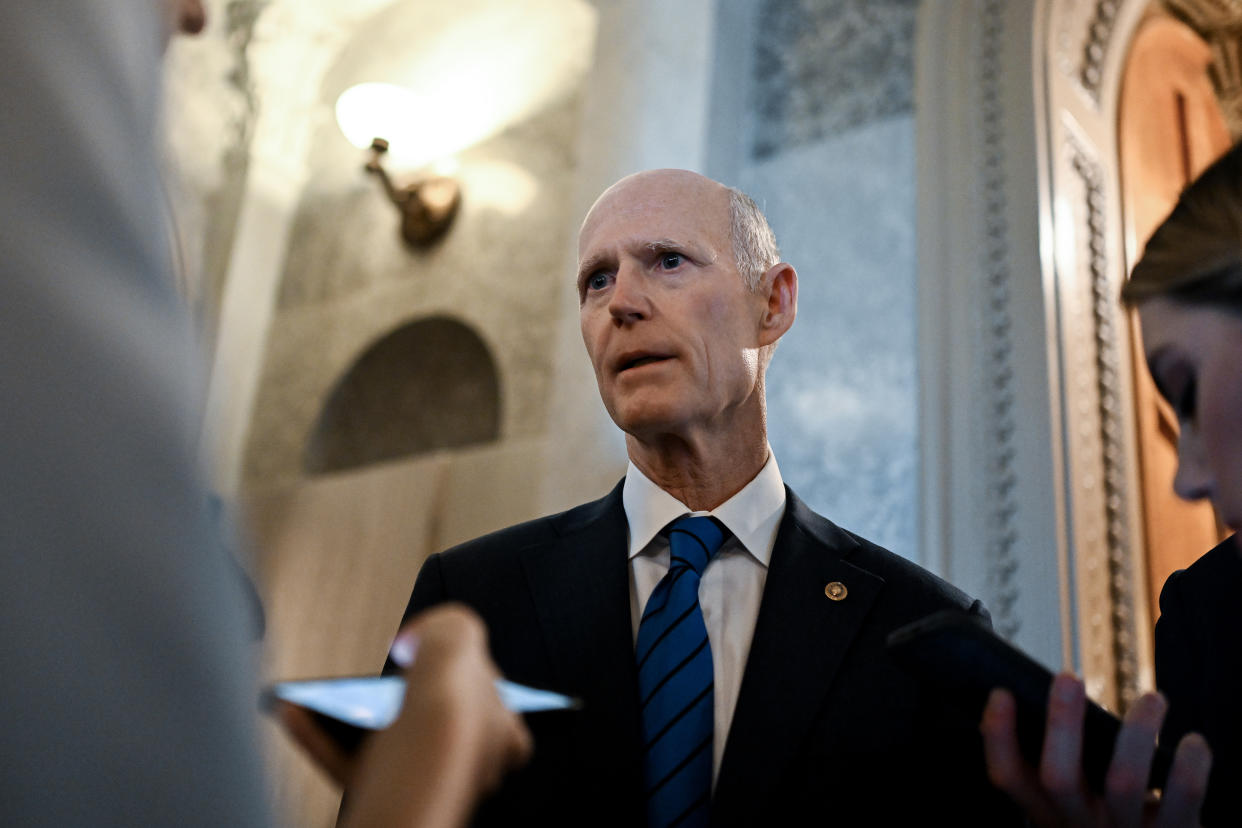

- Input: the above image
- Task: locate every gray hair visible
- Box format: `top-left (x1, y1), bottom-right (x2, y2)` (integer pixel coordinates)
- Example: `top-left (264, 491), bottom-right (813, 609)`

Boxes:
top-left (727, 187), bottom-right (780, 291)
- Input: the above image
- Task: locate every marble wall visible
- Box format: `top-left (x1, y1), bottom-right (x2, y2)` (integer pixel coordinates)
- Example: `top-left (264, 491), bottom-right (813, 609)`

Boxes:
top-left (725, 0), bottom-right (922, 560)
top-left (163, 6), bottom-right (598, 823)
top-left (241, 92), bottom-right (586, 488)
top-left (743, 118), bottom-right (918, 557)
top-left (237, 2), bottom-right (595, 491)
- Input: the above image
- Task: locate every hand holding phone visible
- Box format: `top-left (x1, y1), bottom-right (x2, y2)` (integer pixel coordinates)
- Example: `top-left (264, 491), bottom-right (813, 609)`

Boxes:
top-left (887, 610), bottom-right (1211, 828)
top-left (981, 673), bottom-right (1210, 827)
top-left (269, 605), bottom-right (536, 826)
top-left (885, 611), bottom-right (1171, 792)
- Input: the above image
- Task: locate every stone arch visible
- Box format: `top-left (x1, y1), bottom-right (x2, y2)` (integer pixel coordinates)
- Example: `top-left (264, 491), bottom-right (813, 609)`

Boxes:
top-left (303, 316), bottom-right (501, 474)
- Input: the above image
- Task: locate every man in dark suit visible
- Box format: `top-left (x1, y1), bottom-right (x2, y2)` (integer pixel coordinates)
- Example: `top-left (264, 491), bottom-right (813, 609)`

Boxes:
top-left (394, 169), bottom-right (1016, 826)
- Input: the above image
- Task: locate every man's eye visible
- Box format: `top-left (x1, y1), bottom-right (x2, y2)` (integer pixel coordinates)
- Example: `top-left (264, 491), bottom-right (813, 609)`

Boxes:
top-left (659, 253), bottom-right (683, 270)
top-left (586, 272), bottom-right (610, 291)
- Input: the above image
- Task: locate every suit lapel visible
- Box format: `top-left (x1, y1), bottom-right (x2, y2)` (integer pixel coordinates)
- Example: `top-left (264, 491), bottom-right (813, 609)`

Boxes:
top-left (520, 483), bottom-right (635, 703)
top-left (519, 481), bottom-right (644, 794)
top-left (713, 489), bottom-right (886, 816)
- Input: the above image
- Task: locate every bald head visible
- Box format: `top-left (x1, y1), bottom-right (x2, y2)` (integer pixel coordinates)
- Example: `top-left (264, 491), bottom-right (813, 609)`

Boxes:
top-left (579, 169), bottom-right (779, 292)
top-left (574, 168), bottom-right (798, 490)
top-left (580, 170), bottom-right (732, 263)
top-left (583, 169), bottom-right (731, 221)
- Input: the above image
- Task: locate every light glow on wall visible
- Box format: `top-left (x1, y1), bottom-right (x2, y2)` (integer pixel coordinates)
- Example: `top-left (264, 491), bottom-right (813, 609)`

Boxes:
top-left (335, 83), bottom-right (419, 151)
top-left (333, 0), bottom-right (595, 171)
top-left (465, 160), bottom-right (539, 215)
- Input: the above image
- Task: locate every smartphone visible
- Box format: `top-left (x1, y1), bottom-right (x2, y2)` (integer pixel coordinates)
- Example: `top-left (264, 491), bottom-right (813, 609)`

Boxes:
top-left (264, 675), bottom-right (580, 751)
top-left (886, 610), bottom-right (1172, 793)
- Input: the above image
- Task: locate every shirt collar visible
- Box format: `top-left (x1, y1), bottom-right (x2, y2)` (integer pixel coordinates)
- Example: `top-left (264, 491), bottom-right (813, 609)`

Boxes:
top-left (622, 450), bottom-right (787, 566)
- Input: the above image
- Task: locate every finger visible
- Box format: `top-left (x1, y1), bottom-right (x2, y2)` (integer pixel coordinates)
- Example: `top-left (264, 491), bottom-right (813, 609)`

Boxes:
top-left (398, 604), bottom-right (488, 674)
top-left (478, 713), bottom-right (534, 795)
top-left (1104, 691), bottom-right (1165, 828)
top-left (273, 700), bottom-right (356, 788)
top-left (388, 628), bottom-right (420, 669)
top-left (981, 688), bottom-right (1060, 826)
top-left (506, 713), bottom-right (534, 770)
top-left (1039, 673), bottom-right (1093, 823)
top-left (1153, 733), bottom-right (1211, 828)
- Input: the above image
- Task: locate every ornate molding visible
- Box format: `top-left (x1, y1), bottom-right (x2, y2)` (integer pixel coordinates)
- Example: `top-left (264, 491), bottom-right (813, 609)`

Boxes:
top-left (1079, 0), bottom-right (1124, 104)
top-left (978, 0), bottom-right (1021, 639)
top-left (918, 0), bottom-right (1159, 682)
top-left (1066, 137), bottom-right (1142, 707)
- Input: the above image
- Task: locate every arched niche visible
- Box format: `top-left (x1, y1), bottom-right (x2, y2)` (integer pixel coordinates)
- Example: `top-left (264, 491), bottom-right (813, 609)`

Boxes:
top-left (303, 316), bottom-right (501, 474)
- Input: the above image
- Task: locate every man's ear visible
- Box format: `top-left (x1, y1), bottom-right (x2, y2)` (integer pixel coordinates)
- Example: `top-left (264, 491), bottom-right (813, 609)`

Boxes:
top-left (757, 262), bottom-right (797, 347)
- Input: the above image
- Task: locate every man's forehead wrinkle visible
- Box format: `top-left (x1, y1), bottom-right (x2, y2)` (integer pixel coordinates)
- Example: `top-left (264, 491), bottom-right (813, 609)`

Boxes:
top-left (577, 233), bottom-right (718, 274)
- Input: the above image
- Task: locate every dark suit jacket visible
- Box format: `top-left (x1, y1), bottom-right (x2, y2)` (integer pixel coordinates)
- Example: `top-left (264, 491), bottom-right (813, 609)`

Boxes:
top-left (1156, 537), bottom-right (1242, 828)
top-left (396, 481), bottom-right (1018, 826)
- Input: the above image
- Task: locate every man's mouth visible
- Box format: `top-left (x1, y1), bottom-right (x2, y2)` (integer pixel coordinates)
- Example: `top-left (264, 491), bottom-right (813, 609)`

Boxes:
top-left (617, 353), bottom-right (672, 373)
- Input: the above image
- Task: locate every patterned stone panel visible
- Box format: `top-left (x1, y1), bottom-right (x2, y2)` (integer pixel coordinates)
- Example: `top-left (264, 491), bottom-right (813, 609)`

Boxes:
top-left (751, 0), bottom-right (917, 159)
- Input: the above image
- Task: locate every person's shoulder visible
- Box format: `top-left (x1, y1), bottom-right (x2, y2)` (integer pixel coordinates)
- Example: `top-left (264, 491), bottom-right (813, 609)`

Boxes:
top-left (436, 480), bottom-right (625, 563)
top-left (784, 489), bottom-right (981, 614)
top-left (1159, 536), bottom-right (1241, 615)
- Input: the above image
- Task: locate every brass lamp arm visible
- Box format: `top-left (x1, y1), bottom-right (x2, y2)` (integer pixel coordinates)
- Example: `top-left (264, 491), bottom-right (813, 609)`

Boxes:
top-left (362, 137), bottom-right (461, 247)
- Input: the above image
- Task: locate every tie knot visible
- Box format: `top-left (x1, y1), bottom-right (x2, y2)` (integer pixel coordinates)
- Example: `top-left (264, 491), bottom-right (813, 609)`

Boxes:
top-left (666, 515), bottom-right (726, 576)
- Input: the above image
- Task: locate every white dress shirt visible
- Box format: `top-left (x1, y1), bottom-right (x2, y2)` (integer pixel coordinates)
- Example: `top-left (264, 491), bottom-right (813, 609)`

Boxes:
top-left (623, 452), bottom-right (787, 779)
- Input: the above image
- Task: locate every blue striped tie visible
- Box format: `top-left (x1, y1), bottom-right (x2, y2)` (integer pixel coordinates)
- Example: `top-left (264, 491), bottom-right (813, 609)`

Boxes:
top-left (636, 515), bottom-right (726, 828)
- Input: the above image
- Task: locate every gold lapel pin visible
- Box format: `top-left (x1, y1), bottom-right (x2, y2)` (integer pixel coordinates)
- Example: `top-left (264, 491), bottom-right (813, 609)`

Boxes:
top-left (824, 581), bottom-right (847, 601)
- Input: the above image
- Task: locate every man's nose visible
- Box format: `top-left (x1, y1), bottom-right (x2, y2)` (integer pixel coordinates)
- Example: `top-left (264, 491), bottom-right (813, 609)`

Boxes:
top-left (1171, 425), bottom-right (1213, 502)
top-left (608, 263), bottom-right (649, 323)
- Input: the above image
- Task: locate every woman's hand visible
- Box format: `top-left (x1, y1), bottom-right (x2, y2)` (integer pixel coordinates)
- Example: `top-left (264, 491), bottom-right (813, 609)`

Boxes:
top-left (278, 604), bottom-right (532, 828)
top-left (980, 672), bottom-right (1211, 827)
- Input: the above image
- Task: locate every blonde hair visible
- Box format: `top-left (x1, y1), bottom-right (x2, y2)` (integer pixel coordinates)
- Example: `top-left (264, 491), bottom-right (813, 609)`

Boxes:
top-left (1123, 142), bottom-right (1242, 310)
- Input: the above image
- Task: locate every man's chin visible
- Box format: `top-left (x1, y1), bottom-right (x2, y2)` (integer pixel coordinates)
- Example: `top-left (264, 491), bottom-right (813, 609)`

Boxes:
top-left (612, 410), bottom-right (693, 445)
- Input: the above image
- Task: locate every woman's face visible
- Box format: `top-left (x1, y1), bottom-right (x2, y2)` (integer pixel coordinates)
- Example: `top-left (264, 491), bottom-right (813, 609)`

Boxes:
top-left (1139, 295), bottom-right (1242, 537)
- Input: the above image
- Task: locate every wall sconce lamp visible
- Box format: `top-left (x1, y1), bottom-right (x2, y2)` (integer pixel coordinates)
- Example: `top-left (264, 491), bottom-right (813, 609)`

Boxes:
top-left (335, 83), bottom-right (463, 248)
top-left (364, 138), bottom-right (461, 247)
